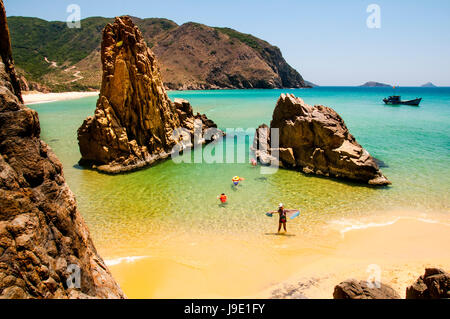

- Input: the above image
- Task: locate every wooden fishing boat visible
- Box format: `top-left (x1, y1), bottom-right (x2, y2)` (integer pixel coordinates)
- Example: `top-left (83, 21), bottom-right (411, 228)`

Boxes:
top-left (383, 95), bottom-right (422, 106)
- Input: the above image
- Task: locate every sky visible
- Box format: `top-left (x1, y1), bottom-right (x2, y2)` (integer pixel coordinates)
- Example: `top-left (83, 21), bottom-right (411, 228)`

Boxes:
top-left (4, 0), bottom-right (450, 86)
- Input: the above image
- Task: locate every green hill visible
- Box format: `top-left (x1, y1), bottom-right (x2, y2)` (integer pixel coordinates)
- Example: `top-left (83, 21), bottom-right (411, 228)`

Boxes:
top-left (9, 16), bottom-right (111, 79)
top-left (8, 16), bottom-right (308, 92)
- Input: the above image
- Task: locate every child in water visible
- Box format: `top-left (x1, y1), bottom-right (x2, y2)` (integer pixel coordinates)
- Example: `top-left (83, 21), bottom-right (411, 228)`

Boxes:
top-left (217, 193), bottom-right (228, 207)
top-left (232, 176), bottom-right (245, 186)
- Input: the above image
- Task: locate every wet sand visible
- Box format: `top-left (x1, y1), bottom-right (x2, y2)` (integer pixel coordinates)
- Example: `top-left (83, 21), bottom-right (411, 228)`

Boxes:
top-left (106, 215), bottom-right (450, 299)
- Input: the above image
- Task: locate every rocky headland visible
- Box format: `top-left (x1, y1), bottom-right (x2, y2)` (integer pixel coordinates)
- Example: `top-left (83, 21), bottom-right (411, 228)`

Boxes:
top-left (0, 0), bottom-right (124, 299)
top-left (253, 93), bottom-right (391, 186)
top-left (77, 16), bottom-right (223, 174)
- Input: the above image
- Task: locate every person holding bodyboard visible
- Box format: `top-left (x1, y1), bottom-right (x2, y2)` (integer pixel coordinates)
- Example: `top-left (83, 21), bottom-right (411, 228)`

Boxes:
top-left (266, 203), bottom-right (300, 233)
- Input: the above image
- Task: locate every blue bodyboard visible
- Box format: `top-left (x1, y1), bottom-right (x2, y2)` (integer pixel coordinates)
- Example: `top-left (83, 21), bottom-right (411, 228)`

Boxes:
top-left (290, 211), bottom-right (300, 220)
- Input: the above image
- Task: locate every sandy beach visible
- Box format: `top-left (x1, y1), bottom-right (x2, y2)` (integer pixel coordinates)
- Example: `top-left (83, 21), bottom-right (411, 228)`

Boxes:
top-left (259, 217), bottom-right (450, 299)
top-left (105, 212), bottom-right (450, 299)
top-left (22, 91), bottom-right (99, 105)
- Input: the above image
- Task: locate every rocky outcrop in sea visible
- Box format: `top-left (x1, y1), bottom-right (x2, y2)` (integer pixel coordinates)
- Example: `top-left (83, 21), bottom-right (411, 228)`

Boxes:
top-left (0, 0), bottom-right (124, 299)
top-left (77, 16), bottom-right (222, 174)
top-left (253, 94), bottom-right (391, 185)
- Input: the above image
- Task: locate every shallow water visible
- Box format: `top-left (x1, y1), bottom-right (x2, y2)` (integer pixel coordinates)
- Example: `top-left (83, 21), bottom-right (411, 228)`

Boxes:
top-left (30, 87), bottom-right (450, 297)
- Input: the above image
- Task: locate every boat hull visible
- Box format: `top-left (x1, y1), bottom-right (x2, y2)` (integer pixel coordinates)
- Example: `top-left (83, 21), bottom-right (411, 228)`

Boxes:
top-left (383, 98), bottom-right (422, 106)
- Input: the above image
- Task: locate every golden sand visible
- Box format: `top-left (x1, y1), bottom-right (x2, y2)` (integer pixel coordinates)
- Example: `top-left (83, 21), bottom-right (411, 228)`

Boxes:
top-left (106, 215), bottom-right (450, 299)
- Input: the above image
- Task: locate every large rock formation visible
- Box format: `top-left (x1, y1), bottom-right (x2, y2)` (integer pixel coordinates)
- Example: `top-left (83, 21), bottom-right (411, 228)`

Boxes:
top-left (77, 16), bottom-right (222, 174)
top-left (333, 279), bottom-right (401, 299)
top-left (406, 268), bottom-right (450, 299)
top-left (0, 1), bottom-right (124, 299)
top-left (253, 94), bottom-right (391, 186)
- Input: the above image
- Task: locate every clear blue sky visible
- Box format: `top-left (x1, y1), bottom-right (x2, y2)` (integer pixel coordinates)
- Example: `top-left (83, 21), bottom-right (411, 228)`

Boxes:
top-left (4, 0), bottom-right (450, 86)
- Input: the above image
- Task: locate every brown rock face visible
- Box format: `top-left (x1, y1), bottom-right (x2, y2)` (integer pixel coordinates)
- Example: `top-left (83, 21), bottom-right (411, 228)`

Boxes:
top-left (18, 74), bottom-right (51, 93)
top-left (253, 94), bottom-right (391, 186)
top-left (0, 7), bottom-right (22, 104)
top-left (77, 16), bottom-right (222, 174)
top-left (0, 1), bottom-right (124, 299)
top-left (333, 279), bottom-right (401, 299)
top-left (406, 268), bottom-right (450, 299)
top-left (152, 23), bottom-right (309, 90)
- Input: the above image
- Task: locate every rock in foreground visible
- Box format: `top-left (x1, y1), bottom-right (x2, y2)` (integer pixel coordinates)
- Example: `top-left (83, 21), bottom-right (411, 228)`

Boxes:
top-left (0, 0), bottom-right (124, 299)
top-left (333, 279), bottom-right (401, 299)
top-left (406, 268), bottom-right (450, 299)
top-left (77, 16), bottom-right (221, 174)
top-left (253, 94), bottom-right (391, 186)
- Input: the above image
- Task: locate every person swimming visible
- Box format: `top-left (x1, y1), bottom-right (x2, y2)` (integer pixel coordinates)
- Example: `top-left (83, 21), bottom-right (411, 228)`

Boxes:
top-left (232, 176), bottom-right (244, 186)
top-left (267, 203), bottom-right (298, 233)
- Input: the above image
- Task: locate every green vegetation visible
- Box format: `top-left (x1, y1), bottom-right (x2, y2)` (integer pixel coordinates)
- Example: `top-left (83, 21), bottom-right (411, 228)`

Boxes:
top-left (8, 16), bottom-right (112, 80)
top-left (8, 16), bottom-right (178, 87)
top-left (131, 17), bottom-right (177, 39)
top-left (7, 16), bottom-right (303, 91)
top-left (214, 27), bottom-right (268, 53)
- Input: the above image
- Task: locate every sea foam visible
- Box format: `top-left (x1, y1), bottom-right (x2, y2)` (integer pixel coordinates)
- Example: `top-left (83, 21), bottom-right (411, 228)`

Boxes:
top-left (105, 255), bottom-right (150, 266)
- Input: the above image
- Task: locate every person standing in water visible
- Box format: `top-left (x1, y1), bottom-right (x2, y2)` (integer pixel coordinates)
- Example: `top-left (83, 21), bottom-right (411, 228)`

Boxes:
top-left (217, 193), bottom-right (228, 206)
top-left (268, 203), bottom-right (298, 233)
top-left (232, 176), bottom-right (244, 186)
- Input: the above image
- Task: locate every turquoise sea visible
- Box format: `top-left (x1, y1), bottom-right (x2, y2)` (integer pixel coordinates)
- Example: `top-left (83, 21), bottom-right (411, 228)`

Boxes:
top-left (29, 87), bottom-right (450, 259)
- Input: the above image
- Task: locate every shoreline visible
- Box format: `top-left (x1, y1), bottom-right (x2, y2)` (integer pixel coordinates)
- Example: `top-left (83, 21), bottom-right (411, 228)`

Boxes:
top-left (105, 213), bottom-right (450, 299)
top-left (257, 217), bottom-right (450, 299)
top-left (20, 86), bottom-right (449, 105)
top-left (22, 91), bottom-right (99, 105)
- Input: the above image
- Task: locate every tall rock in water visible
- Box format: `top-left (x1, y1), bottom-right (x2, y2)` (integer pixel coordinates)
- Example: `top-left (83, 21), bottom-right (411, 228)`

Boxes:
top-left (253, 94), bottom-right (391, 186)
top-left (0, 1), bottom-right (124, 299)
top-left (77, 16), bottom-right (221, 174)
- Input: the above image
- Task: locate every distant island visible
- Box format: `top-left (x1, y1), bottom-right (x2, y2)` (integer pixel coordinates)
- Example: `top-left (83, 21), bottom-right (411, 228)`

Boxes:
top-left (421, 82), bottom-right (437, 87)
top-left (8, 16), bottom-right (309, 92)
top-left (360, 81), bottom-right (392, 87)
